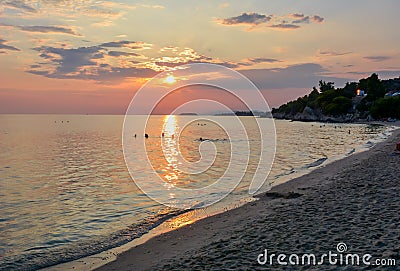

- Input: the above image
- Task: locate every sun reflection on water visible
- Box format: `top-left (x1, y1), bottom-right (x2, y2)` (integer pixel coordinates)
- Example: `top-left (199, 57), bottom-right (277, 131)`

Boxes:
top-left (162, 115), bottom-right (180, 190)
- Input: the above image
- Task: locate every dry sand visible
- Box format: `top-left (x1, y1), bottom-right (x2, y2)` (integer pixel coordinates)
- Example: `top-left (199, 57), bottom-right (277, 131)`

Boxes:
top-left (95, 129), bottom-right (400, 271)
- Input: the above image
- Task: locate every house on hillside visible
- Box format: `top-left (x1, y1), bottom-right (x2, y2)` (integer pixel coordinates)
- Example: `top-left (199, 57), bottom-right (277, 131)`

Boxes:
top-left (356, 89), bottom-right (365, 96)
top-left (385, 90), bottom-right (400, 97)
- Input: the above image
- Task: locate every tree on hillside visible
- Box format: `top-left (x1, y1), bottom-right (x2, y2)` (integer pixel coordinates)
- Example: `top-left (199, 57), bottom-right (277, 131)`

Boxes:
top-left (342, 82), bottom-right (358, 98)
top-left (370, 96), bottom-right (400, 119)
top-left (358, 73), bottom-right (386, 100)
top-left (324, 96), bottom-right (353, 116)
top-left (319, 81), bottom-right (335, 93)
top-left (306, 88), bottom-right (320, 109)
top-left (316, 89), bottom-right (352, 116)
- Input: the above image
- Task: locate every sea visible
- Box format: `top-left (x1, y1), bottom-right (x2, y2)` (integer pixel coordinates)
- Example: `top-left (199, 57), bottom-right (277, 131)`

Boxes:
top-left (0, 114), bottom-right (394, 270)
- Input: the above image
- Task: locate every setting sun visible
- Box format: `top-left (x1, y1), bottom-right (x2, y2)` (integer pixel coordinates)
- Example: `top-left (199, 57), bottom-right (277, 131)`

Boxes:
top-left (164, 75), bottom-right (177, 84)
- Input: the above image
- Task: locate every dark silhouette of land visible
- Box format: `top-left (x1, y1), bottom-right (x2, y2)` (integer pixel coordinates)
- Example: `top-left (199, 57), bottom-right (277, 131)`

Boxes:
top-left (272, 74), bottom-right (400, 122)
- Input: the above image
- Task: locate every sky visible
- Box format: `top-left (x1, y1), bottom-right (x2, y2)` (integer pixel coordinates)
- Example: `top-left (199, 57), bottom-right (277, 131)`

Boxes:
top-left (0, 0), bottom-right (399, 114)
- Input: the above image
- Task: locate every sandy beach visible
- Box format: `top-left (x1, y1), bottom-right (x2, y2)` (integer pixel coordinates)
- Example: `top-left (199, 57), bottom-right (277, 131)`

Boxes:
top-left (93, 127), bottom-right (399, 270)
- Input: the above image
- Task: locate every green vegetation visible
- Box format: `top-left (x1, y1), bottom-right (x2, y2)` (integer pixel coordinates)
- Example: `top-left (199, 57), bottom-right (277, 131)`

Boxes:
top-left (358, 73), bottom-right (386, 100)
top-left (370, 96), bottom-right (400, 119)
top-left (272, 74), bottom-right (400, 121)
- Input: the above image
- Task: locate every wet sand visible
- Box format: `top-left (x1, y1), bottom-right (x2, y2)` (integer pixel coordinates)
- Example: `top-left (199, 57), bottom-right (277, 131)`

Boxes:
top-left (95, 128), bottom-right (400, 270)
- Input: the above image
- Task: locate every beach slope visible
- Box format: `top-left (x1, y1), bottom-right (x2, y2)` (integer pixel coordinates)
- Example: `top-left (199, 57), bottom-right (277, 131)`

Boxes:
top-left (96, 130), bottom-right (400, 270)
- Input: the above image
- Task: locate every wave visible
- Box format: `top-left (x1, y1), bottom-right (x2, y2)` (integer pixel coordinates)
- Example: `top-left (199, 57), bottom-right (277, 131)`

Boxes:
top-left (0, 209), bottom-right (191, 271)
top-left (302, 157), bottom-right (328, 169)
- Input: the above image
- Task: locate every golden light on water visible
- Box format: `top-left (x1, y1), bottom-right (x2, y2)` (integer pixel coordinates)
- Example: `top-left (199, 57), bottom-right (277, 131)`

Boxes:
top-left (162, 115), bottom-right (180, 187)
top-left (165, 211), bottom-right (196, 229)
top-left (163, 115), bottom-right (177, 136)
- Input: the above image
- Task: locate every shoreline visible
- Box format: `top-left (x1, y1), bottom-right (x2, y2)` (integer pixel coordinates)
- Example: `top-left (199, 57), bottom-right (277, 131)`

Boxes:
top-left (41, 123), bottom-right (400, 271)
top-left (40, 123), bottom-right (400, 271)
top-left (91, 126), bottom-right (399, 270)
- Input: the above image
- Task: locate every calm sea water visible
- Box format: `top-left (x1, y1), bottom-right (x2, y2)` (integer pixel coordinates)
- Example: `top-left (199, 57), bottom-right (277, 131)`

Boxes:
top-left (0, 114), bottom-right (391, 270)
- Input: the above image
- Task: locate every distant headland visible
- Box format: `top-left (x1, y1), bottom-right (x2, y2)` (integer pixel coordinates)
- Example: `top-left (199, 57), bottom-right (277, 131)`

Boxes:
top-left (214, 111), bottom-right (271, 117)
top-left (272, 74), bottom-right (400, 123)
top-left (179, 113), bottom-right (198, 116)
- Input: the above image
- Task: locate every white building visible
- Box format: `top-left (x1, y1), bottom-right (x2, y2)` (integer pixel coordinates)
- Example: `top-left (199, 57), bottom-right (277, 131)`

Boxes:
top-left (356, 89), bottom-right (365, 96)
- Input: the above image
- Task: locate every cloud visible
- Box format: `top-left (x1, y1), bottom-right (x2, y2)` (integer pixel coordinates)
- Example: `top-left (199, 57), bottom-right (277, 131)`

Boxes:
top-left (291, 14), bottom-right (324, 25)
top-left (154, 59), bottom-right (238, 69)
top-left (17, 25), bottom-right (80, 36)
top-left (108, 51), bottom-right (140, 57)
top-left (154, 57), bottom-right (238, 69)
top-left (29, 44), bottom-right (157, 83)
top-left (269, 23), bottom-right (300, 30)
top-left (0, 38), bottom-right (20, 51)
top-left (32, 45), bottom-right (104, 74)
top-left (311, 15), bottom-right (324, 23)
top-left (0, 23), bottom-right (80, 36)
top-left (28, 40), bottom-right (300, 84)
top-left (28, 39), bottom-right (174, 83)
top-left (271, 14), bottom-right (324, 30)
top-left (292, 16), bottom-right (310, 24)
top-left (240, 63), bottom-right (349, 89)
top-left (91, 20), bottom-right (115, 27)
top-left (346, 70), bottom-right (400, 79)
top-left (153, 48), bottom-right (240, 69)
top-left (0, 0), bottom-right (37, 13)
top-left (28, 66), bottom-right (157, 83)
top-left (100, 41), bottom-right (152, 50)
top-left (0, 0), bottom-right (128, 20)
top-left (139, 4), bottom-right (165, 9)
top-left (218, 12), bottom-right (271, 26)
top-left (290, 13), bottom-right (305, 19)
top-left (159, 46), bottom-right (179, 52)
top-left (363, 56), bottom-right (391, 62)
top-left (82, 7), bottom-right (121, 18)
top-left (318, 50), bottom-right (352, 57)
top-left (29, 42), bottom-right (248, 83)
top-left (218, 12), bottom-right (325, 31)
top-left (247, 58), bottom-right (281, 64)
